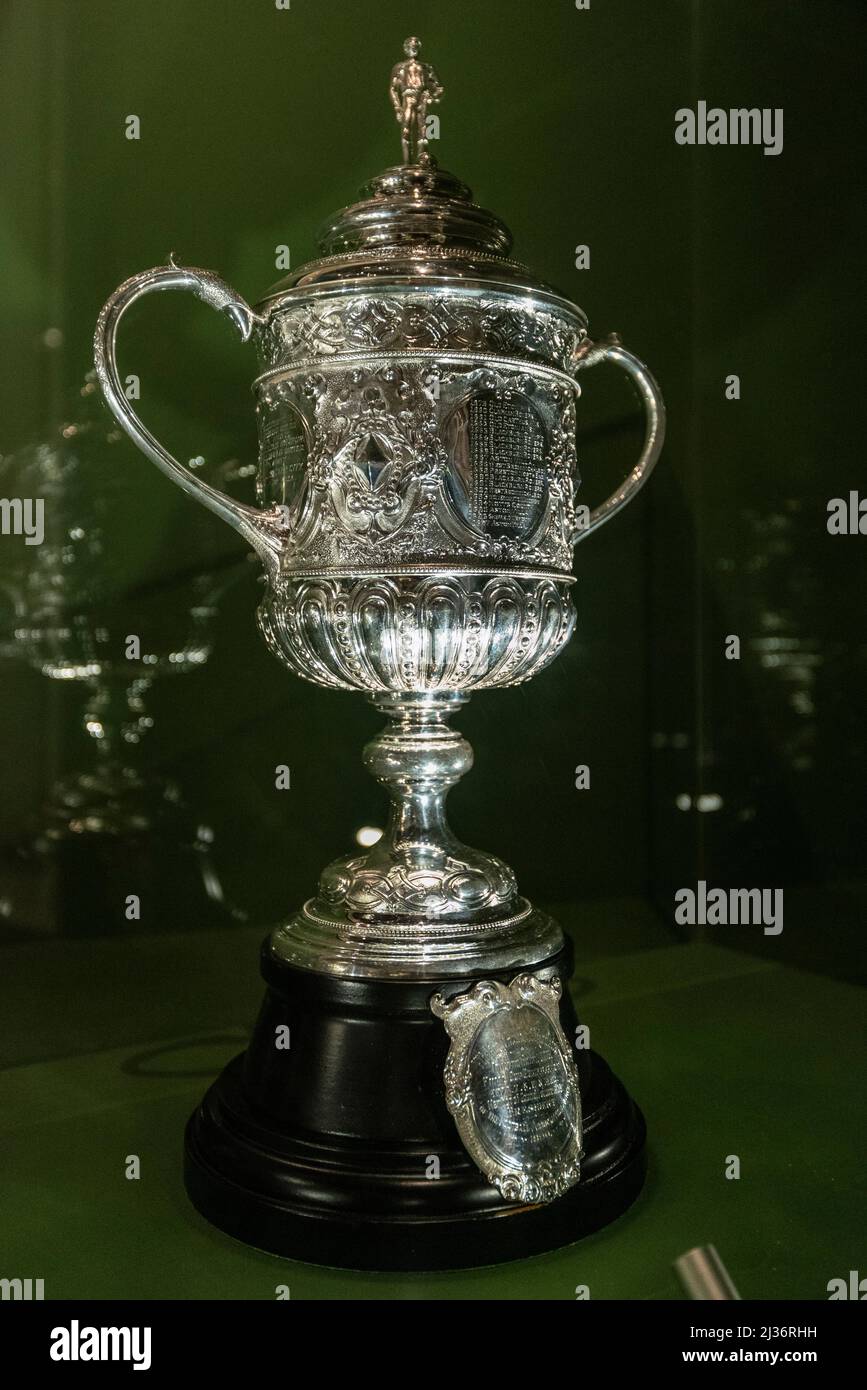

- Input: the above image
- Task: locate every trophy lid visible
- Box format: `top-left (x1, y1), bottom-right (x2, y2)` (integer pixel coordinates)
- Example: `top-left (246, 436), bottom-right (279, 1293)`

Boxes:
top-left (258, 37), bottom-right (571, 308)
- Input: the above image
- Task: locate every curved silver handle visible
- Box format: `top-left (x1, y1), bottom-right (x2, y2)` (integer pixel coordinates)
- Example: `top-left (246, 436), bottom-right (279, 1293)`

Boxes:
top-left (93, 261), bottom-right (283, 568)
top-left (572, 333), bottom-right (666, 543)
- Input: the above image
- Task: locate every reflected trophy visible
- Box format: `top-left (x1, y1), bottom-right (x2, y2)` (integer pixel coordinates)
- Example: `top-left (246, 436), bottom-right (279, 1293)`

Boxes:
top-left (95, 39), bottom-right (664, 1267)
top-left (0, 377), bottom-right (245, 933)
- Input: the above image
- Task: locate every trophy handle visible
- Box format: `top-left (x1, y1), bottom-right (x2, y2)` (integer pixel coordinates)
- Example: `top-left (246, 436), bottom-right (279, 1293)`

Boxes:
top-left (93, 262), bottom-right (283, 568)
top-left (571, 334), bottom-right (666, 543)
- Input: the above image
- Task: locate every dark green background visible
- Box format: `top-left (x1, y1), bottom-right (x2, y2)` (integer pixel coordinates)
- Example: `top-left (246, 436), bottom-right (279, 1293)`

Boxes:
top-left (0, 0), bottom-right (865, 1299)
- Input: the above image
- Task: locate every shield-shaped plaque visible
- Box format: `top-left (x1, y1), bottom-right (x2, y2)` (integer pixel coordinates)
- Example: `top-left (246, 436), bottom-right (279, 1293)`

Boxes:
top-left (430, 973), bottom-right (583, 1203)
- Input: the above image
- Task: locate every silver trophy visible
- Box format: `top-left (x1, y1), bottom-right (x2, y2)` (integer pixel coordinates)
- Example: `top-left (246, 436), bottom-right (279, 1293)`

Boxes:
top-left (95, 39), bottom-right (664, 1268)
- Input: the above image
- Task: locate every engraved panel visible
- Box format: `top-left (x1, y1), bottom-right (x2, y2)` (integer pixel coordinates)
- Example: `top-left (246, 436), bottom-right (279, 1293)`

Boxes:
top-left (445, 393), bottom-right (548, 540)
top-left (257, 402), bottom-right (309, 511)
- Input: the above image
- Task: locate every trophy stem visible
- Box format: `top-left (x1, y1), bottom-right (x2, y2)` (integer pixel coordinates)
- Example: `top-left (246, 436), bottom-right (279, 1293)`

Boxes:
top-left (316, 691), bottom-right (519, 925)
top-left (365, 690), bottom-right (472, 870)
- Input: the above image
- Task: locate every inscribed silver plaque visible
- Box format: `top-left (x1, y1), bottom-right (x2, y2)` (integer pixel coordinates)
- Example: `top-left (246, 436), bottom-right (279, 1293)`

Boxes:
top-left (430, 973), bottom-right (583, 1203)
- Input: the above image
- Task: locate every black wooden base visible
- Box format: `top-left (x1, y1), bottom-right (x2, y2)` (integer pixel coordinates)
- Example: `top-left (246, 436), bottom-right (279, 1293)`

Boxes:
top-left (184, 936), bottom-right (647, 1270)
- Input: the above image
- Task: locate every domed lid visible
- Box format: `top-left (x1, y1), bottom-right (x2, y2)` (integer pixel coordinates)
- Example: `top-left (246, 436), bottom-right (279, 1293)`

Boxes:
top-left (258, 37), bottom-right (576, 313)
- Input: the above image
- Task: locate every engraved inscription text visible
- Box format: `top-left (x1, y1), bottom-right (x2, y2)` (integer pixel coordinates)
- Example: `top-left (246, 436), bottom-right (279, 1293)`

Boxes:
top-left (468, 1005), bottom-right (576, 1167)
top-left (446, 393), bottom-right (548, 540)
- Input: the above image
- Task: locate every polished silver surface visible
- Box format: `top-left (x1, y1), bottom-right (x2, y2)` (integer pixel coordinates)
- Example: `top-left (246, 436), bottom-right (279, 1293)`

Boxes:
top-left (269, 899), bottom-right (564, 982)
top-left (93, 37), bottom-right (665, 976)
top-left (321, 693), bottom-right (516, 919)
top-left (431, 974), bottom-right (583, 1201)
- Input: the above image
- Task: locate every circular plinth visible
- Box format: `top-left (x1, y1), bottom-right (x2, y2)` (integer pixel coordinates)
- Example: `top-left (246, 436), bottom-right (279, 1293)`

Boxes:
top-left (183, 943), bottom-right (646, 1270)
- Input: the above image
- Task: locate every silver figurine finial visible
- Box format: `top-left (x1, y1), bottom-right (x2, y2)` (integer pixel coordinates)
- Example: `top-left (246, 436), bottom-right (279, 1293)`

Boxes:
top-left (389, 36), bottom-right (443, 166)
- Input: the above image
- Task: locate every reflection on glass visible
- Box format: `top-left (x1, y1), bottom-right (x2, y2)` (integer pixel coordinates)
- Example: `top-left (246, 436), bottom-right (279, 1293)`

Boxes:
top-left (0, 378), bottom-right (248, 934)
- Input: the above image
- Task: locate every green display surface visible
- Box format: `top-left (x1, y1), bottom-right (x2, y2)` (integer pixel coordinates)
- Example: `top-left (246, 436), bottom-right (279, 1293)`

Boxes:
top-left (2, 931), bottom-right (863, 1300)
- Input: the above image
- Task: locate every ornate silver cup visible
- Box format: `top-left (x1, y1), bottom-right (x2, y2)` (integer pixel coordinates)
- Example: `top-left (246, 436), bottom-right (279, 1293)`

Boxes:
top-left (94, 39), bottom-right (664, 1268)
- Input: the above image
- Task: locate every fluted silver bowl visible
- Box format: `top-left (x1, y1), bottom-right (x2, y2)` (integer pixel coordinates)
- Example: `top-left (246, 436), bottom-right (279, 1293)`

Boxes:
top-left (258, 572), bottom-right (575, 693)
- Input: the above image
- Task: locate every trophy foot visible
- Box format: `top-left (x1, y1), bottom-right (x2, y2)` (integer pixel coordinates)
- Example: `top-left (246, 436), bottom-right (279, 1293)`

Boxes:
top-left (183, 932), bottom-right (647, 1270)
